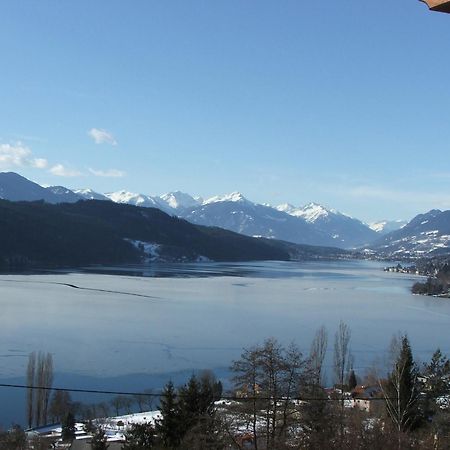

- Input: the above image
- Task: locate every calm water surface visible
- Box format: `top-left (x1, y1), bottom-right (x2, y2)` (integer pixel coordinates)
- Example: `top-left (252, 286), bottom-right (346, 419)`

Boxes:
top-left (1, 260), bottom-right (449, 381)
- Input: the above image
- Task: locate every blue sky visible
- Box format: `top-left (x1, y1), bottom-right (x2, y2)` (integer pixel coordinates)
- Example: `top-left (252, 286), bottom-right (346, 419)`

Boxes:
top-left (1, 0), bottom-right (449, 222)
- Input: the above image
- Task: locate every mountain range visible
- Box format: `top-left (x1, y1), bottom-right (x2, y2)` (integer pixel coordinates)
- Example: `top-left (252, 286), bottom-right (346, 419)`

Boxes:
top-left (0, 172), bottom-right (405, 250)
top-left (2, 171), bottom-right (448, 257)
top-left (369, 209), bottom-right (450, 258)
top-left (0, 196), bottom-right (351, 270)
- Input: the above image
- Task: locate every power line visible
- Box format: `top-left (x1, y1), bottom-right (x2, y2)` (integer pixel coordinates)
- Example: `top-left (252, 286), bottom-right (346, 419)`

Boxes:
top-left (0, 383), bottom-right (158, 397)
top-left (0, 383), bottom-right (441, 402)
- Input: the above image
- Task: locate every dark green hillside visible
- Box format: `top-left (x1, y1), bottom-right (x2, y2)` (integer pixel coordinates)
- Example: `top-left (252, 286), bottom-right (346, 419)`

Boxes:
top-left (0, 200), bottom-right (140, 269)
top-left (58, 200), bottom-right (290, 262)
top-left (0, 200), bottom-right (290, 269)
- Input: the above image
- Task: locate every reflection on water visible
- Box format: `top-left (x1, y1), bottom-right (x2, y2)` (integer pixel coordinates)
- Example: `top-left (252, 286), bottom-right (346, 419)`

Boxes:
top-left (78, 259), bottom-right (369, 280)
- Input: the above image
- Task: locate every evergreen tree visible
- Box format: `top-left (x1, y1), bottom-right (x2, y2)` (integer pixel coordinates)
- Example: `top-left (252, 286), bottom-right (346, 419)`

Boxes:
top-left (383, 335), bottom-right (420, 433)
top-left (155, 381), bottom-right (182, 449)
top-left (178, 375), bottom-right (201, 434)
top-left (421, 349), bottom-right (450, 445)
top-left (198, 370), bottom-right (222, 414)
top-left (423, 348), bottom-right (450, 400)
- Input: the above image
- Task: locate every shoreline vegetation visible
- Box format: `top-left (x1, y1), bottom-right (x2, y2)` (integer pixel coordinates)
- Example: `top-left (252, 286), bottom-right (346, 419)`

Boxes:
top-left (3, 323), bottom-right (450, 449)
top-left (384, 259), bottom-right (450, 297)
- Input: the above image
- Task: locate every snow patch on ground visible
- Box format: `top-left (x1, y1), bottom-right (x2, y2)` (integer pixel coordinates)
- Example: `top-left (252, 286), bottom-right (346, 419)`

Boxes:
top-left (126, 239), bottom-right (161, 261)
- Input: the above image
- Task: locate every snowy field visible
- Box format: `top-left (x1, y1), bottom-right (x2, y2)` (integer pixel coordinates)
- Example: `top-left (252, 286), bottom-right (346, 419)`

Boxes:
top-left (1, 260), bottom-right (450, 381)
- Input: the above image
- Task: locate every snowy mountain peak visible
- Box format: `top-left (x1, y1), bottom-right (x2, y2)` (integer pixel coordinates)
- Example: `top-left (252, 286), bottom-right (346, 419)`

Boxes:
top-left (369, 219), bottom-right (407, 234)
top-left (160, 191), bottom-right (201, 210)
top-left (74, 188), bottom-right (95, 196)
top-left (298, 203), bottom-right (331, 222)
top-left (276, 203), bottom-right (300, 215)
top-left (204, 192), bottom-right (249, 205)
top-left (106, 190), bottom-right (144, 204)
top-left (74, 188), bottom-right (110, 201)
top-left (277, 202), bottom-right (332, 223)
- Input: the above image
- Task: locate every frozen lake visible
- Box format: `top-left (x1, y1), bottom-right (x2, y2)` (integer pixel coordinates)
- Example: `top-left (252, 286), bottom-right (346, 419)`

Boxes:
top-left (1, 259), bottom-right (449, 381)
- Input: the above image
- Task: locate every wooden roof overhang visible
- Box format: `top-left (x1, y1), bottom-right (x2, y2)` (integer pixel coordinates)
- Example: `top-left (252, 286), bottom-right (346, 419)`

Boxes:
top-left (421, 0), bottom-right (450, 13)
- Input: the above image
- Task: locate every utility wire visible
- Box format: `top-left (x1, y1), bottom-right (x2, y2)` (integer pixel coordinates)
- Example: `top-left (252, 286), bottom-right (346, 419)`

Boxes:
top-left (0, 383), bottom-right (442, 402)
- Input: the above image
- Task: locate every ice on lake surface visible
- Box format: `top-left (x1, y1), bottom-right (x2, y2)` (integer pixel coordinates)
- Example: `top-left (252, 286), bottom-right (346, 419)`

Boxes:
top-left (1, 260), bottom-right (449, 380)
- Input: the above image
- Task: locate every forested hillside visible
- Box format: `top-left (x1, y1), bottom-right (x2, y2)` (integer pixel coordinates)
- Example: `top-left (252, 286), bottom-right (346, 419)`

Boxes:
top-left (0, 200), bottom-right (295, 269)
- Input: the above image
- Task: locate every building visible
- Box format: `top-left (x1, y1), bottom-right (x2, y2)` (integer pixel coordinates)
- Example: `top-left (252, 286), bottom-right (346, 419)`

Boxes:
top-left (350, 385), bottom-right (382, 413)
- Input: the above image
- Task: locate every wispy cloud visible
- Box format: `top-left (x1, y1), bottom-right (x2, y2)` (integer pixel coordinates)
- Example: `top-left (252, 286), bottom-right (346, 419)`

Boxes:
top-left (33, 158), bottom-right (48, 169)
top-left (49, 164), bottom-right (82, 177)
top-left (324, 183), bottom-right (450, 210)
top-left (11, 134), bottom-right (48, 144)
top-left (88, 128), bottom-right (118, 146)
top-left (0, 142), bottom-right (48, 170)
top-left (88, 168), bottom-right (125, 178)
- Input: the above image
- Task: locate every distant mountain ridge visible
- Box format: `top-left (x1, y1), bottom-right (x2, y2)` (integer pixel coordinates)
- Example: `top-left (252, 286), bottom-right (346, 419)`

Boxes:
top-left (0, 171), bottom-right (410, 250)
top-left (369, 219), bottom-right (407, 234)
top-left (369, 209), bottom-right (450, 257)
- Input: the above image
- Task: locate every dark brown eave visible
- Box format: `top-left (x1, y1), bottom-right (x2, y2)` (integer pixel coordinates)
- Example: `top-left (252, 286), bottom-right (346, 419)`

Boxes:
top-left (421, 0), bottom-right (450, 13)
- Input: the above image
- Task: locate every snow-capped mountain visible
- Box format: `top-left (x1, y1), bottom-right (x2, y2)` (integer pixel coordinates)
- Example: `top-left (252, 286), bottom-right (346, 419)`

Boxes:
top-left (0, 172), bottom-right (413, 251)
top-left (277, 202), bottom-right (333, 222)
top-left (160, 191), bottom-right (201, 210)
top-left (368, 219), bottom-right (407, 234)
top-left (203, 191), bottom-right (249, 205)
top-left (74, 188), bottom-right (110, 201)
top-left (275, 202), bottom-right (377, 248)
top-left (177, 195), bottom-right (378, 248)
top-left (104, 190), bottom-right (175, 214)
top-left (180, 197), bottom-right (334, 246)
top-left (370, 210), bottom-right (450, 257)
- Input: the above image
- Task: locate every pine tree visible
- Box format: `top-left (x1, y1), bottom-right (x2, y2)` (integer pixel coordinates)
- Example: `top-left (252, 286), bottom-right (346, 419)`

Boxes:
top-left (383, 335), bottom-right (420, 433)
top-left (155, 381), bottom-right (182, 449)
top-left (421, 348), bottom-right (450, 445)
top-left (423, 348), bottom-right (450, 400)
top-left (178, 375), bottom-right (201, 434)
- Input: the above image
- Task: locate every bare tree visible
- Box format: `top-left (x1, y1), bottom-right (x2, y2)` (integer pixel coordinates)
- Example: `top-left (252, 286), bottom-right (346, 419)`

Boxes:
top-left (333, 321), bottom-right (352, 390)
top-left (49, 391), bottom-right (72, 423)
top-left (97, 402), bottom-right (110, 418)
top-left (110, 395), bottom-right (132, 416)
top-left (231, 338), bottom-right (305, 450)
top-left (309, 326), bottom-right (328, 388)
top-left (333, 321), bottom-right (352, 443)
top-left (27, 351), bottom-right (54, 427)
top-left (42, 353), bottom-right (53, 425)
top-left (26, 352), bottom-right (36, 429)
top-left (231, 343), bottom-right (261, 450)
